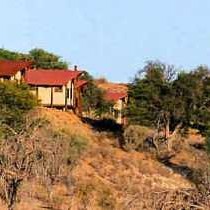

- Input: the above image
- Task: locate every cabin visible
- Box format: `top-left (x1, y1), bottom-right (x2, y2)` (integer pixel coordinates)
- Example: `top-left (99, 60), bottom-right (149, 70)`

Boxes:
top-left (0, 60), bottom-right (32, 82)
top-left (0, 60), bottom-right (87, 115)
top-left (105, 90), bottom-right (128, 124)
top-left (96, 81), bottom-right (128, 124)
top-left (25, 69), bottom-right (86, 113)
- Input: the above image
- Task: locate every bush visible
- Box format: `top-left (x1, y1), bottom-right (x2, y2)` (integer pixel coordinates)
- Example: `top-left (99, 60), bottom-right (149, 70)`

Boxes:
top-left (80, 72), bottom-right (113, 117)
top-left (0, 81), bottom-right (38, 129)
top-left (67, 135), bottom-right (88, 166)
top-left (123, 125), bottom-right (152, 151)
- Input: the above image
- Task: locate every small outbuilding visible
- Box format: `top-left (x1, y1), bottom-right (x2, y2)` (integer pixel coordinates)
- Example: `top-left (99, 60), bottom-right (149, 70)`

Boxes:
top-left (25, 69), bottom-right (86, 112)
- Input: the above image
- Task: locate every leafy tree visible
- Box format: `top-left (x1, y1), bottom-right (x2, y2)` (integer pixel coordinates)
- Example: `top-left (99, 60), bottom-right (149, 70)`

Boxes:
top-left (127, 61), bottom-right (176, 136)
top-left (127, 61), bottom-right (210, 151)
top-left (0, 81), bottom-right (38, 130)
top-left (29, 48), bottom-right (68, 69)
top-left (172, 66), bottom-right (210, 130)
top-left (0, 48), bottom-right (68, 69)
top-left (81, 72), bottom-right (113, 117)
top-left (0, 48), bottom-right (29, 61)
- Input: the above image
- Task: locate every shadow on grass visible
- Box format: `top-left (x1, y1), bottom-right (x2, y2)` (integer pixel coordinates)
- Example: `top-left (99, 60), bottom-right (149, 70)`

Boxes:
top-left (82, 117), bottom-right (125, 147)
top-left (160, 159), bottom-right (194, 178)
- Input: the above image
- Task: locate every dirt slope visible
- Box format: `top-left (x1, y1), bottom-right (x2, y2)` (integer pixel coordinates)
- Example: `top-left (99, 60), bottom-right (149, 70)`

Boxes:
top-left (1, 108), bottom-right (198, 210)
top-left (96, 81), bottom-right (128, 93)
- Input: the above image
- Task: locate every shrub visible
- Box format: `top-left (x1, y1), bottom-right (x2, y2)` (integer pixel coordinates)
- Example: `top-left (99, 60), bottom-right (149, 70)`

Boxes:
top-left (123, 125), bottom-right (152, 151)
top-left (67, 135), bottom-right (88, 166)
top-left (0, 81), bottom-right (38, 129)
top-left (80, 72), bottom-right (113, 117)
top-left (0, 117), bottom-right (44, 210)
top-left (35, 131), bottom-right (88, 185)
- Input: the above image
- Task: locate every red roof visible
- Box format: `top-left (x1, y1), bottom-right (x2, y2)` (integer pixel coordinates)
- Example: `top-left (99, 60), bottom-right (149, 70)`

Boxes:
top-left (25, 69), bottom-right (82, 86)
top-left (105, 91), bottom-right (127, 102)
top-left (76, 80), bottom-right (88, 88)
top-left (0, 60), bottom-right (32, 76)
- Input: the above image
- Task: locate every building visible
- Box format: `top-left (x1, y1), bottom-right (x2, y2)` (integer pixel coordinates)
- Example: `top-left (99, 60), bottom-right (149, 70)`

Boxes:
top-left (105, 90), bottom-right (128, 124)
top-left (97, 81), bottom-right (128, 124)
top-left (0, 60), bottom-right (87, 114)
top-left (0, 60), bottom-right (32, 82)
top-left (25, 69), bottom-right (87, 114)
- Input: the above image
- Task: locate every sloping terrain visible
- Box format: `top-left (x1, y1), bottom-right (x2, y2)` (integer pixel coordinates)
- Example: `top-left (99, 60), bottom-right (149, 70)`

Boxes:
top-left (1, 108), bottom-right (208, 210)
top-left (96, 81), bottom-right (128, 93)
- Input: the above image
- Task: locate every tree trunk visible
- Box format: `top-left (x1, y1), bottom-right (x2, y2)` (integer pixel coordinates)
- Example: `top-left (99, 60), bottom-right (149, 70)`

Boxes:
top-left (164, 118), bottom-right (170, 139)
top-left (167, 123), bottom-right (182, 152)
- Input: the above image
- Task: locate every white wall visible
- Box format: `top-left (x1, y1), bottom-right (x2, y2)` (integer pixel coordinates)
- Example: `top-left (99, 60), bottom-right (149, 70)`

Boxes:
top-left (29, 80), bottom-right (75, 107)
top-left (37, 87), bottom-right (52, 105)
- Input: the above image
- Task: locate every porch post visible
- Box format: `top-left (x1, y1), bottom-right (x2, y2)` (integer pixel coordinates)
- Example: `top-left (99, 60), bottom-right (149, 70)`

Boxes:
top-left (50, 87), bottom-right (53, 107)
top-left (65, 85), bottom-right (68, 111)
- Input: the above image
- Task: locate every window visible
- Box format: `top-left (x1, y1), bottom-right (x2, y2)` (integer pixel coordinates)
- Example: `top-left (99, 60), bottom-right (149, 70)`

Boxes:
top-left (54, 86), bottom-right (63, 92)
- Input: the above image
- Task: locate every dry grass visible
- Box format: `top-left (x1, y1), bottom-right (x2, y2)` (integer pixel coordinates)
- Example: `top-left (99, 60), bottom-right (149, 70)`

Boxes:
top-left (1, 107), bottom-right (209, 210)
top-left (97, 82), bottom-right (128, 93)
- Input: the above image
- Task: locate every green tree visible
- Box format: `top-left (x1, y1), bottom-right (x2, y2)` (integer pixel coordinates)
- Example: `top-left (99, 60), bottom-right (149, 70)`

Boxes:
top-left (29, 48), bottom-right (68, 69)
top-left (0, 48), bottom-right (29, 61)
top-left (127, 62), bottom-right (210, 151)
top-left (0, 48), bottom-right (68, 69)
top-left (0, 81), bottom-right (38, 130)
top-left (81, 72), bottom-right (113, 117)
top-left (128, 61), bottom-right (176, 136)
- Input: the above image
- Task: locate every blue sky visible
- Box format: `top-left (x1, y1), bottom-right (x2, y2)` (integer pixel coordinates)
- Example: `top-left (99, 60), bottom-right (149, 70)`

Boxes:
top-left (1, 0), bottom-right (210, 82)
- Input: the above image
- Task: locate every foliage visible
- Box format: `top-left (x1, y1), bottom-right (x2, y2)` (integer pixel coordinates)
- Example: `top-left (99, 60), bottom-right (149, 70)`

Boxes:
top-left (81, 72), bottom-right (113, 117)
top-left (67, 135), bottom-right (88, 166)
top-left (172, 67), bottom-right (210, 130)
top-left (0, 48), bottom-right (68, 69)
top-left (0, 81), bottom-right (38, 129)
top-left (123, 125), bottom-right (152, 151)
top-left (31, 125), bottom-right (88, 202)
top-left (204, 124), bottom-right (210, 153)
top-left (127, 61), bottom-right (176, 129)
top-left (29, 48), bottom-right (68, 69)
top-left (0, 119), bottom-right (44, 210)
top-left (0, 48), bottom-right (29, 61)
top-left (127, 62), bottom-right (210, 151)
top-left (0, 116), bottom-right (88, 210)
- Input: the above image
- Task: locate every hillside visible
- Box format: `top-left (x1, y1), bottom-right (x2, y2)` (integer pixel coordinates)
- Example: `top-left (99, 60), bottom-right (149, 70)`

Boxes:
top-left (96, 81), bottom-right (128, 93)
top-left (0, 108), bottom-right (209, 210)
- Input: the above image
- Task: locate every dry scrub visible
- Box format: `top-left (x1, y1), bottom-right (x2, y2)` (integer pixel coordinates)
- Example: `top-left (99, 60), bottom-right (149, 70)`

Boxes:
top-left (0, 108), bottom-right (210, 210)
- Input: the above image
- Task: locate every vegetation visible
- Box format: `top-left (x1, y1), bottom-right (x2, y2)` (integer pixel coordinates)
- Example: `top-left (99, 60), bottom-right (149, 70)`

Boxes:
top-left (1, 46), bottom-right (210, 209)
top-left (0, 115), bottom-right (88, 210)
top-left (0, 120), bottom-right (40, 210)
top-left (0, 49), bottom-right (28, 61)
top-left (0, 48), bottom-right (113, 118)
top-left (127, 61), bottom-right (210, 152)
top-left (0, 81), bottom-right (38, 130)
top-left (123, 125), bottom-right (153, 151)
top-left (29, 48), bottom-right (68, 69)
top-left (81, 72), bottom-right (113, 117)
top-left (0, 48), bottom-right (68, 69)
top-left (0, 82), bottom-right (37, 210)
